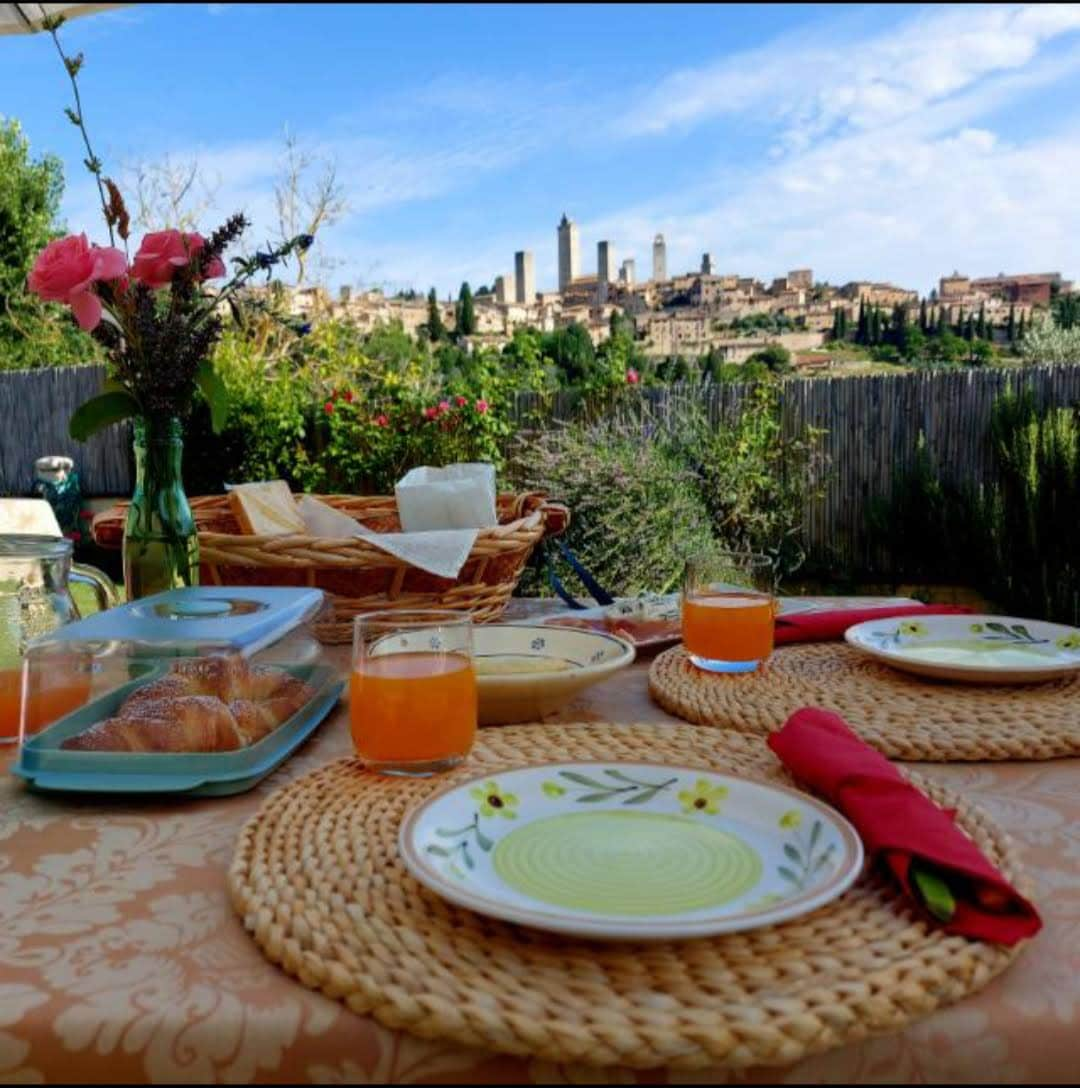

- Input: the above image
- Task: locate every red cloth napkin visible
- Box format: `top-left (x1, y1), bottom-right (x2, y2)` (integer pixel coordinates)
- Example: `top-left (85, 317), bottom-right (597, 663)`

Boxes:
top-left (768, 708), bottom-right (1042, 945)
top-left (775, 603), bottom-right (972, 644)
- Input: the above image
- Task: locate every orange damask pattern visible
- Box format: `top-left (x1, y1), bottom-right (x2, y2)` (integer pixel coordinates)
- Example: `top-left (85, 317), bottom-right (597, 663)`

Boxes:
top-left (0, 652), bottom-right (1076, 1085)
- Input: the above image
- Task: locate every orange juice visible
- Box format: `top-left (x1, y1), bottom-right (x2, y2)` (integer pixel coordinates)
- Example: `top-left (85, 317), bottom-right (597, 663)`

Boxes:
top-left (0, 667), bottom-right (91, 742)
top-left (682, 593), bottom-right (775, 664)
top-left (350, 652), bottom-right (476, 767)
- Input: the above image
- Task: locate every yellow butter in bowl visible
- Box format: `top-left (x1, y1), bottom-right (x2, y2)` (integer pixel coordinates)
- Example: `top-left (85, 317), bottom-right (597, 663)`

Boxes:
top-left (474, 655), bottom-right (574, 676)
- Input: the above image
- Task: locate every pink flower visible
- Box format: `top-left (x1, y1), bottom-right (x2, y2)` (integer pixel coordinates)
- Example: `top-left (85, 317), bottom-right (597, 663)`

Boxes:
top-left (423, 407), bottom-right (439, 420)
top-left (375, 413), bottom-right (389, 428)
top-left (438, 400), bottom-right (451, 413)
top-left (455, 395), bottom-right (468, 407)
top-left (475, 398), bottom-right (489, 414)
top-left (27, 234), bottom-right (127, 331)
top-left (131, 230), bottom-right (225, 288)
top-left (626, 368), bottom-right (640, 385)
top-left (324, 401), bottom-right (335, 415)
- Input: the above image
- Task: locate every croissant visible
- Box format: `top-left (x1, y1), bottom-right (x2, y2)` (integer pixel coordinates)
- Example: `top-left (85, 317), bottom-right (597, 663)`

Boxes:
top-left (61, 696), bottom-right (245, 752)
top-left (61, 656), bottom-right (316, 753)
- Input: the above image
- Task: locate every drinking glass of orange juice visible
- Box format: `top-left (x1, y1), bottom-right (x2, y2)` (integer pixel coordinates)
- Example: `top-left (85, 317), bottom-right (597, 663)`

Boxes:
top-left (682, 551), bottom-right (776, 673)
top-left (351, 610), bottom-right (477, 776)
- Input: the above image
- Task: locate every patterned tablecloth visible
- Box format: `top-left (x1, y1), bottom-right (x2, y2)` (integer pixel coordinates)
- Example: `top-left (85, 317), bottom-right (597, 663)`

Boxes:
top-left (1, 620), bottom-right (1078, 1084)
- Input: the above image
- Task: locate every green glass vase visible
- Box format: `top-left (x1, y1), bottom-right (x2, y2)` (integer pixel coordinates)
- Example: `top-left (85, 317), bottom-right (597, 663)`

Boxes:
top-left (123, 416), bottom-right (199, 599)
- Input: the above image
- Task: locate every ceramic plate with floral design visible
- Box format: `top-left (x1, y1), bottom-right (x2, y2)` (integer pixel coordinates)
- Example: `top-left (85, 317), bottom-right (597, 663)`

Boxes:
top-left (845, 614), bottom-right (1080, 684)
top-left (399, 762), bottom-right (863, 940)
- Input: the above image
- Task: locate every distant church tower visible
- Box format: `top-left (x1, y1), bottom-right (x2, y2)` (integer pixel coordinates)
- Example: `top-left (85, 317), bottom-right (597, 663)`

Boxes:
top-left (558, 214), bottom-right (580, 293)
top-left (652, 233), bottom-right (667, 283)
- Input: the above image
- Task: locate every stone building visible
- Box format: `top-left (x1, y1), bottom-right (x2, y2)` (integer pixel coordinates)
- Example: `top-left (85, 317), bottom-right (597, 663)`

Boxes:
top-left (557, 214), bottom-right (580, 292)
top-left (652, 234), bottom-right (667, 283)
top-left (514, 250), bottom-right (535, 304)
top-left (619, 258), bottom-right (636, 285)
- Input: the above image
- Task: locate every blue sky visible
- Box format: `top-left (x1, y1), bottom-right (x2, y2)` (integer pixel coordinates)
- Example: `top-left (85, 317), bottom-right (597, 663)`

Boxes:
top-left (3, 3), bottom-right (1080, 296)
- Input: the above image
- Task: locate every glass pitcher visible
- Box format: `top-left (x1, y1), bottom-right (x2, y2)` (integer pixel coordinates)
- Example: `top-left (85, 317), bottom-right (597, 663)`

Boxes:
top-left (0, 535), bottom-right (117, 744)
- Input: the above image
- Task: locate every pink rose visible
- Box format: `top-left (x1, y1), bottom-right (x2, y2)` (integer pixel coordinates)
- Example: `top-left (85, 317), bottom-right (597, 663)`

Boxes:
top-left (423, 407), bottom-right (439, 420)
top-left (438, 399), bottom-right (450, 412)
top-left (27, 234), bottom-right (127, 331)
top-left (626, 368), bottom-right (640, 385)
top-left (131, 230), bottom-right (225, 288)
top-left (375, 414), bottom-right (389, 428)
top-left (475, 398), bottom-right (489, 414)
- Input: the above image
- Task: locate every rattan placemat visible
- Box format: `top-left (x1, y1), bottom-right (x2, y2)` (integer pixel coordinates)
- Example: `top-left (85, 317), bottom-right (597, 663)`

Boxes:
top-left (649, 643), bottom-right (1080, 762)
top-left (229, 723), bottom-right (1029, 1071)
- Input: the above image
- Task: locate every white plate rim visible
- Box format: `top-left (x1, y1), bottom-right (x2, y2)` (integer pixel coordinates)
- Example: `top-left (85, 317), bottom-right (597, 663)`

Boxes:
top-left (844, 613), bottom-right (1080, 682)
top-left (399, 760), bottom-right (864, 941)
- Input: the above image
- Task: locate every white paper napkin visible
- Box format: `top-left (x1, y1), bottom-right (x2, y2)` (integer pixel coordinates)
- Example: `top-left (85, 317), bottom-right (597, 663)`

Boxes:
top-left (394, 463), bottom-right (497, 532)
top-left (296, 495), bottom-right (477, 580)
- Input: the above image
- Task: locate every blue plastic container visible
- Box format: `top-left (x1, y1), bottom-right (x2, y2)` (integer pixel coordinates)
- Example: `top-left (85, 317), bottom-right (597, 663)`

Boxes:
top-left (11, 587), bottom-right (340, 797)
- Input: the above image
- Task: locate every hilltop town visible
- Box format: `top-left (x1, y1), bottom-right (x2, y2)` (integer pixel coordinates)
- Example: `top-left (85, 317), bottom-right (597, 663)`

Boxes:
top-left (268, 214), bottom-right (1072, 373)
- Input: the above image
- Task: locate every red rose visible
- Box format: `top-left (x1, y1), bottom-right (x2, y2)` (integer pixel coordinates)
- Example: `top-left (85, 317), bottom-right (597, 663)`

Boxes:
top-left (131, 230), bottom-right (225, 288)
top-left (455, 395), bottom-right (468, 407)
top-left (475, 398), bottom-right (489, 414)
top-left (626, 368), bottom-right (640, 385)
top-left (343, 390), bottom-right (355, 404)
top-left (423, 407), bottom-right (439, 420)
top-left (324, 401), bottom-right (335, 415)
top-left (375, 414), bottom-right (389, 427)
top-left (27, 234), bottom-right (127, 331)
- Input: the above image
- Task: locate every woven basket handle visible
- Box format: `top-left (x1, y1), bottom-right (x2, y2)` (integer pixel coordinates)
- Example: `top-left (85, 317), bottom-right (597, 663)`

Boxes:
top-left (538, 499), bottom-right (570, 538)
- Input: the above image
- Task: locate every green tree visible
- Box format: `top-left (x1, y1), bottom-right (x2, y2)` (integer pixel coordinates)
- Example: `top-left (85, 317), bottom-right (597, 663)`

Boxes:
top-left (856, 297), bottom-right (868, 344)
top-left (746, 343), bottom-right (792, 373)
top-left (1054, 292), bottom-right (1080, 330)
top-left (425, 287), bottom-right (445, 342)
top-left (936, 306), bottom-right (947, 336)
top-left (919, 298), bottom-right (928, 332)
top-left (955, 306), bottom-right (965, 337)
top-left (454, 281), bottom-right (476, 336)
top-left (1007, 304), bottom-right (1016, 343)
top-left (968, 338), bottom-right (993, 366)
top-left (0, 119), bottom-right (97, 368)
top-left (869, 305), bottom-right (882, 345)
top-left (1018, 311), bottom-right (1027, 341)
top-left (976, 304), bottom-right (987, 340)
top-left (542, 321), bottom-right (596, 385)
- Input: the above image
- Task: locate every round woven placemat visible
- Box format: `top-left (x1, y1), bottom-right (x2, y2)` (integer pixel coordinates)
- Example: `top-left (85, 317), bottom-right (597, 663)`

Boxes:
top-left (229, 723), bottom-right (1029, 1071)
top-left (649, 643), bottom-right (1080, 762)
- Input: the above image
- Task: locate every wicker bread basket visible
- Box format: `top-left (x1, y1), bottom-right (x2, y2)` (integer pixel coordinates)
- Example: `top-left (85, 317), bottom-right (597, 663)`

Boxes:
top-left (92, 492), bottom-right (568, 643)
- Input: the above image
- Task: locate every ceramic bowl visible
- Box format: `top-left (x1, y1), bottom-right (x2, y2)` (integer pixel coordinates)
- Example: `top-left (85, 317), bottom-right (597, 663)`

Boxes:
top-left (474, 624), bottom-right (635, 725)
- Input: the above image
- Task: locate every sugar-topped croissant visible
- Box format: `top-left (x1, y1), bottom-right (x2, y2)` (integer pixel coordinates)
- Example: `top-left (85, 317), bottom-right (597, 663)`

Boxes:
top-left (60, 655), bottom-right (315, 753)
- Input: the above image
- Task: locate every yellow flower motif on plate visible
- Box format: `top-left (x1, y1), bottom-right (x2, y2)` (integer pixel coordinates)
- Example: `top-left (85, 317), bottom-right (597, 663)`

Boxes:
top-left (969, 623), bottom-right (984, 633)
top-left (779, 809), bottom-right (803, 829)
top-left (541, 781), bottom-right (566, 798)
top-left (898, 621), bottom-right (928, 636)
top-left (469, 781), bottom-right (519, 819)
top-left (678, 778), bottom-right (728, 815)
top-left (1056, 633), bottom-right (1080, 650)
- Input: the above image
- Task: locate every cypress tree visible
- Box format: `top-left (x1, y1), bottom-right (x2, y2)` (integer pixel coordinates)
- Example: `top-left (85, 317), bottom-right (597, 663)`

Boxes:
top-left (1007, 304), bottom-right (1016, 343)
top-left (976, 304), bottom-right (987, 340)
top-left (426, 287), bottom-right (445, 341)
top-left (455, 282), bottom-right (477, 336)
top-left (937, 306), bottom-right (947, 336)
top-left (856, 297), bottom-right (867, 344)
top-left (955, 306), bottom-right (964, 336)
top-left (1018, 311), bottom-right (1026, 341)
top-left (870, 306), bottom-right (881, 345)
top-left (919, 298), bottom-right (928, 332)
top-left (831, 309), bottom-right (841, 341)
top-left (965, 313), bottom-right (975, 341)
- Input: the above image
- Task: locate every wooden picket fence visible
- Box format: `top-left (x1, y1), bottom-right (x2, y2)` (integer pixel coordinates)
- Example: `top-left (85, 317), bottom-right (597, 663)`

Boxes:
top-left (3, 362), bottom-right (1079, 574)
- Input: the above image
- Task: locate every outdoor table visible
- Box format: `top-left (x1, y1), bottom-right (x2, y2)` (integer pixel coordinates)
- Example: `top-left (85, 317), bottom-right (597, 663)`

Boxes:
top-left (0, 610), bottom-right (1077, 1084)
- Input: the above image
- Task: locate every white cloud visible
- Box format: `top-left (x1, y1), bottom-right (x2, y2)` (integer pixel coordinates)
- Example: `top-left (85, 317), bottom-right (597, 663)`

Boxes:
top-left (619, 4), bottom-right (1080, 147)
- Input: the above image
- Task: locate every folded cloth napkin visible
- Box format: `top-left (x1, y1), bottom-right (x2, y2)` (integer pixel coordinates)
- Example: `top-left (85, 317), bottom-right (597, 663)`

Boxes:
top-left (296, 495), bottom-right (477, 580)
top-left (768, 708), bottom-right (1042, 945)
top-left (775, 603), bottom-right (973, 644)
top-left (395, 463), bottom-right (497, 532)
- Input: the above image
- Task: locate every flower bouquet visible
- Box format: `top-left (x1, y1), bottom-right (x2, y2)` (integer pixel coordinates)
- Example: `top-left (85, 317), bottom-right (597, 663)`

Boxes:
top-left (26, 14), bottom-right (313, 598)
